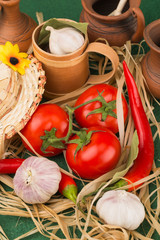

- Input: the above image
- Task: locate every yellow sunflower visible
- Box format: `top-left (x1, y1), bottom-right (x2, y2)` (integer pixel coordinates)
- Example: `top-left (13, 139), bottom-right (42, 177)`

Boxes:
top-left (0, 41), bottom-right (30, 75)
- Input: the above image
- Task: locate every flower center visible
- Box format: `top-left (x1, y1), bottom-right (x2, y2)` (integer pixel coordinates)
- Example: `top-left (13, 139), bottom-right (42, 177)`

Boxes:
top-left (10, 57), bottom-right (19, 65)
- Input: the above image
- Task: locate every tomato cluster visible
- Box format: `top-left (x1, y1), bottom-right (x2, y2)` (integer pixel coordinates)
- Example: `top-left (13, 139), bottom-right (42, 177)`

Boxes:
top-left (21, 84), bottom-right (128, 180)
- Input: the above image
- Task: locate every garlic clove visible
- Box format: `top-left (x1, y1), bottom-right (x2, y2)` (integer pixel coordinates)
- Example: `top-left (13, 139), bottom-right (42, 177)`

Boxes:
top-left (13, 156), bottom-right (62, 204)
top-left (46, 26), bottom-right (84, 55)
top-left (96, 190), bottom-right (145, 230)
top-left (125, 197), bottom-right (145, 230)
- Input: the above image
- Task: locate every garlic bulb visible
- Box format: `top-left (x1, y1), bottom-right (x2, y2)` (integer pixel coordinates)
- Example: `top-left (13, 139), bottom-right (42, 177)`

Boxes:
top-left (13, 156), bottom-right (61, 204)
top-left (46, 26), bottom-right (84, 55)
top-left (96, 190), bottom-right (145, 230)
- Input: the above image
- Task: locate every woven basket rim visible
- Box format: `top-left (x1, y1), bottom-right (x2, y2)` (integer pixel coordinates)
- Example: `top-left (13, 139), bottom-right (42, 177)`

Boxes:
top-left (0, 54), bottom-right (46, 140)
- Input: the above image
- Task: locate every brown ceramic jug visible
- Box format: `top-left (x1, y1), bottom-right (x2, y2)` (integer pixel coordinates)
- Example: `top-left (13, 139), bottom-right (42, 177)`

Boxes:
top-left (0, 0), bottom-right (37, 52)
top-left (80, 0), bottom-right (145, 46)
top-left (141, 19), bottom-right (160, 99)
top-left (32, 20), bottom-right (119, 99)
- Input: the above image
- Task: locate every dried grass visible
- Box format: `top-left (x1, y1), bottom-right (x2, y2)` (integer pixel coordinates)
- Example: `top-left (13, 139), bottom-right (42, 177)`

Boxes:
top-left (0, 41), bottom-right (160, 239)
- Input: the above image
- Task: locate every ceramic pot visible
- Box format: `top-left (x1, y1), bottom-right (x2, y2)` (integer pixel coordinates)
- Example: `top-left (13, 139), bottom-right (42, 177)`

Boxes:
top-left (32, 21), bottom-right (89, 99)
top-left (32, 20), bottom-right (119, 99)
top-left (80, 0), bottom-right (145, 46)
top-left (0, 0), bottom-right (37, 52)
top-left (141, 19), bottom-right (160, 99)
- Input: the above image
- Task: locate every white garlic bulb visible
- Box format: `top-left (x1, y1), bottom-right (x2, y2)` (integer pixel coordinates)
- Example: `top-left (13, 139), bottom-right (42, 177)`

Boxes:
top-left (46, 26), bottom-right (84, 55)
top-left (96, 190), bottom-right (145, 230)
top-left (13, 156), bottom-right (61, 204)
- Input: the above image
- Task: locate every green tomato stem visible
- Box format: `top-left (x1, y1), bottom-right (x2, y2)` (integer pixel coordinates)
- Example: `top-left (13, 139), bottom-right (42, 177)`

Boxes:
top-left (41, 91), bottom-right (116, 152)
top-left (72, 91), bottom-right (104, 111)
top-left (63, 105), bottom-right (75, 142)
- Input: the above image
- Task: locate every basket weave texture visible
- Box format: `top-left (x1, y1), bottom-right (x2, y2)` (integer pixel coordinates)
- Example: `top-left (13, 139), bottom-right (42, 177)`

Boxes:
top-left (0, 54), bottom-right (46, 141)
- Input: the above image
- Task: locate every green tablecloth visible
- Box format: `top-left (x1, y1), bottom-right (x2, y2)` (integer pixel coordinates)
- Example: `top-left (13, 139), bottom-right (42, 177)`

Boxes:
top-left (0, 0), bottom-right (160, 239)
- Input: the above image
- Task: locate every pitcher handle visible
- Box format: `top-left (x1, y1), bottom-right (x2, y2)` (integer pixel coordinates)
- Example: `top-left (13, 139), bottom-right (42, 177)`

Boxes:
top-left (86, 42), bottom-right (119, 84)
top-left (48, 42), bottom-right (119, 106)
top-left (131, 7), bottom-right (145, 43)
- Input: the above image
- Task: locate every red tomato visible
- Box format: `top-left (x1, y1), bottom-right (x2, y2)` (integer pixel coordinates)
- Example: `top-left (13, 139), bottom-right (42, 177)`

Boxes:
top-left (74, 84), bottom-right (128, 133)
top-left (66, 126), bottom-right (121, 179)
top-left (21, 104), bottom-right (69, 157)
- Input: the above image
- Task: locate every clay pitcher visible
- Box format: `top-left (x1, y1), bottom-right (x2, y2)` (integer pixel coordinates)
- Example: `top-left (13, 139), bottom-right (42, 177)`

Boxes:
top-left (141, 19), bottom-right (160, 99)
top-left (32, 19), bottom-right (119, 99)
top-left (0, 0), bottom-right (37, 52)
top-left (80, 0), bottom-right (145, 46)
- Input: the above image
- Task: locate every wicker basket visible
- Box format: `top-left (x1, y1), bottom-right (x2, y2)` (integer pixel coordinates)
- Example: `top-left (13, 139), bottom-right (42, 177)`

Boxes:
top-left (0, 54), bottom-right (46, 157)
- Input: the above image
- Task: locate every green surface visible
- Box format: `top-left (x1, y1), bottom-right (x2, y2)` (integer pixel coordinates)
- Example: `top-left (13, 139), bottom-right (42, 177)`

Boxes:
top-left (0, 0), bottom-right (160, 239)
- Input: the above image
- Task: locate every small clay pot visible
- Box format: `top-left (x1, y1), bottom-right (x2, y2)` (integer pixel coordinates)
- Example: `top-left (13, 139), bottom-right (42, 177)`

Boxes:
top-left (32, 21), bottom-right (89, 99)
top-left (141, 19), bottom-right (160, 99)
top-left (0, 0), bottom-right (37, 52)
top-left (80, 0), bottom-right (145, 46)
top-left (32, 19), bottom-right (119, 100)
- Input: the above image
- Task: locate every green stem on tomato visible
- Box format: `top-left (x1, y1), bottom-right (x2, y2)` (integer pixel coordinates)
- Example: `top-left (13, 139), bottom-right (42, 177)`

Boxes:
top-left (63, 105), bottom-right (76, 142)
top-left (41, 91), bottom-right (116, 153)
top-left (71, 91), bottom-right (117, 120)
top-left (40, 105), bottom-right (75, 152)
top-left (72, 91), bottom-right (105, 111)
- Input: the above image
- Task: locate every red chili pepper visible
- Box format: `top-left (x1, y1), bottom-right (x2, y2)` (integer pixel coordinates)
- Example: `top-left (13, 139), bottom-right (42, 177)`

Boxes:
top-left (0, 158), bottom-right (25, 174)
top-left (58, 172), bottom-right (78, 203)
top-left (120, 61), bottom-right (154, 190)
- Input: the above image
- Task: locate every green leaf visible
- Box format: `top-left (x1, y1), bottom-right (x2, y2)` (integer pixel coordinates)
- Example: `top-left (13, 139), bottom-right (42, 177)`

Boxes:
top-left (112, 130), bottom-right (139, 183)
top-left (38, 18), bottom-right (88, 46)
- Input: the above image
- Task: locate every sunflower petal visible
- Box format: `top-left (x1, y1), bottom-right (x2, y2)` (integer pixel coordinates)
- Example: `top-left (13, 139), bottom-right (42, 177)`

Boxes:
top-left (24, 59), bottom-right (31, 67)
top-left (19, 52), bottom-right (28, 58)
top-left (18, 67), bottom-right (25, 75)
top-left (0, 45), bottom-right (5, 52)
top-left (8, 63), bottom-right (17, 72)
top-left (5, 41), bottom-right (14, 51)
top-left (0, 55), bottom-right (7, 63)
top-left (13, 44), bottom-right (20, 53)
